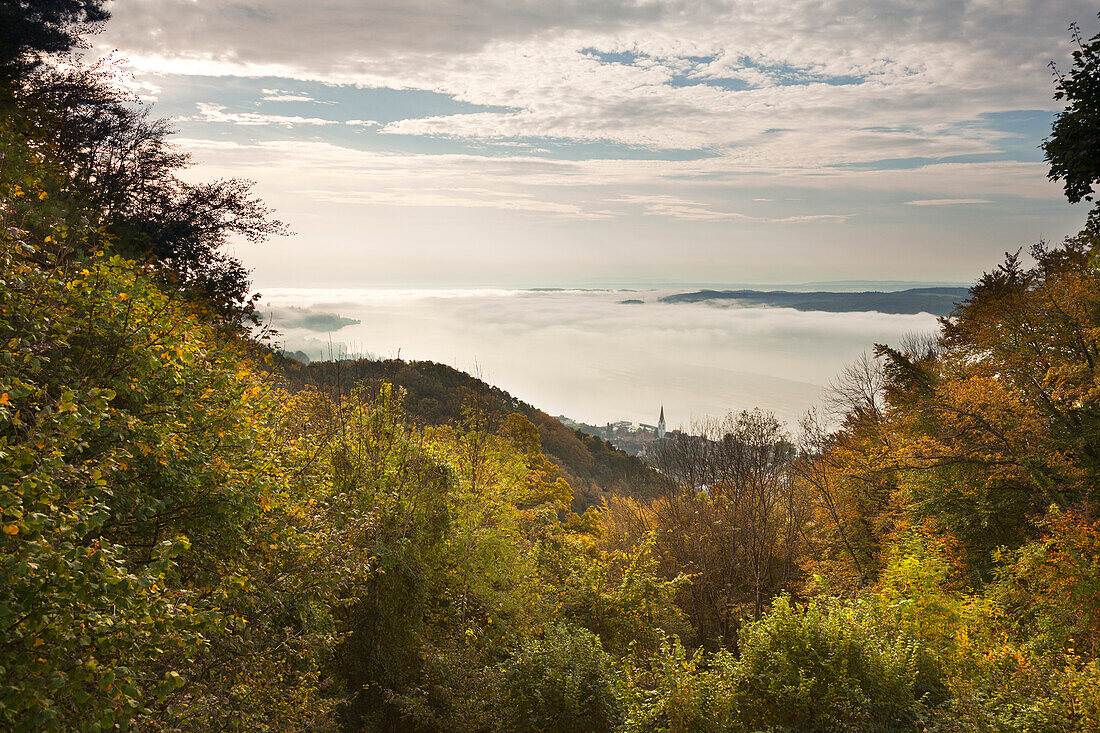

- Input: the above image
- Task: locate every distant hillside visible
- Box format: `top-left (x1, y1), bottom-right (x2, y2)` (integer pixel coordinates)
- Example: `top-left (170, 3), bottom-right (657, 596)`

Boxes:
top-left (281, 358), bottom-right (668, 510)
top-left (658, 287), bottom-right (969, 316)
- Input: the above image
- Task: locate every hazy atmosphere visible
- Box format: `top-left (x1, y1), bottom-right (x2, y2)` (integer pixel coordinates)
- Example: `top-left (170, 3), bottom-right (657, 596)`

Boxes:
top-left (82, 0), bottom-right (1100, 424)
top-left (265, 287), bottom-right (940, 427)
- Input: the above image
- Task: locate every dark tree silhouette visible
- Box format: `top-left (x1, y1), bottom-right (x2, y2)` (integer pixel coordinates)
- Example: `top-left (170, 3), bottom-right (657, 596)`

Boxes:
top-left (0, 0), bottom-right (108, 77)
top-left (1044, 15), bottom-right (1100, 203)
top-left (12, 63), bottom-right (288, 324)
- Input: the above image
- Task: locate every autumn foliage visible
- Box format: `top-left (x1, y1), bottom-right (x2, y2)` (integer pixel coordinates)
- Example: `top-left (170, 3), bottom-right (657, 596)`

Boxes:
top-left (6, 7), bottom-right (1100, 733)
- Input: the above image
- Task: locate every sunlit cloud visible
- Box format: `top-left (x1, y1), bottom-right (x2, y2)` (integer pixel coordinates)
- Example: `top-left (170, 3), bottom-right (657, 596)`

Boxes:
top-left (261, 88), bottom-right (334, 104)
top-left (296, 187), bottom-right (615, 219)
top-left (904, 198), bottom-right (995, 206)
top-left (190, 102), bottom-right (341, 127)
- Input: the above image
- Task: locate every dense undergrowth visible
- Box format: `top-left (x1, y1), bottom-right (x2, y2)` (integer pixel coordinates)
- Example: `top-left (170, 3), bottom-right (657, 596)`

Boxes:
top-left (4, 4), bottom-right (1100, 732)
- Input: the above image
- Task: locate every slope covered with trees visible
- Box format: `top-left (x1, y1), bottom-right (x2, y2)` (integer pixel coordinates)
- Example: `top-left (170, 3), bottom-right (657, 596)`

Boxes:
top-left (283, 357), bottom-right (668, 510)
top-left (4, 5), bottom-right (1100, 732)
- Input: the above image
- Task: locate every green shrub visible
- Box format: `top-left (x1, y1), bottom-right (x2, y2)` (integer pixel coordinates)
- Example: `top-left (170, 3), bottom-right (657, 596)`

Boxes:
top-left (620, 636), bottom-right (739, 733)
top-left (940, 652), bottom-right (1100, 733)
top-left (499, 623), bottom-right (623, 733)
top-left (731, 596), bottom-right (928, 732)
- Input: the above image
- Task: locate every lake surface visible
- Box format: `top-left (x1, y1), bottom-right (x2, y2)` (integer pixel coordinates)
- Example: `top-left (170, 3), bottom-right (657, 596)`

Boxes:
top-left (260, 288), bottom-right (940, 430)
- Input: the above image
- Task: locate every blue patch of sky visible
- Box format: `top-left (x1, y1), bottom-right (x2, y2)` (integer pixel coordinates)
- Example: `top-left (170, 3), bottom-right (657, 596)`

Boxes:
top-left (833, 153), bottom-right (1015, 170)
top-left (581, 49), bottom-right (646, 65)
top-left (668, 76), bottom-right (753, 92)
top-left (147, 74), bottom-right (510, 124)
top-left (727, 56), bottom-right (865, 87)
top-left (581, 47), bottom-right (864, 90)
top-left (829, 110), bottom-right (1058, 171)
top-left (150, 73), bottom-right (716, 161)
top-left (954, 110), bottom-right (1057, 161)
top-left (581, 47), bottom-right (750, 90)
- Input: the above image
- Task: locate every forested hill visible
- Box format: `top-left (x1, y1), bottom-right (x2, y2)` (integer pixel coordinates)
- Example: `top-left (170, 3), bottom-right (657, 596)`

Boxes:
top-left (280, 357), bottom-right (668, 509)
top-left (659, 286), bottom-right (968, 315)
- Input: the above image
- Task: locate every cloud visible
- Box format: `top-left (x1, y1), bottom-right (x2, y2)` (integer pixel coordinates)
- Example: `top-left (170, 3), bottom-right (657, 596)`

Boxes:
top-left (264, 306), bottom-right (360, 332)
top-left (261, 287), bottom-right (940, 425)
top-left (608, 194), bottom-right (850, 222)
top-left (101, 0), bottom-right (673, 63)
top-left (296, 186), bottom-right (614, 219)
top-left (189, 103), bottom-right (380, 129)
top-left (165, 138), bottom-right (1062, 237)
top-left (261, 88), bottom-right (333, 103)
top-left (47, 0), bottom-right (1089, 337)
top-left (191, 102), bottom-right (340, 127)
top-left (98, 0), bottom-right (1095, 159)
top-left (904, 198), bottom-right (995, 206)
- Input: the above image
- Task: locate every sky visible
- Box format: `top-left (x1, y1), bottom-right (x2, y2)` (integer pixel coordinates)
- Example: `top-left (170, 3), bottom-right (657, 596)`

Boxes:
top-left (91, 0), bottom-right (1098, 289)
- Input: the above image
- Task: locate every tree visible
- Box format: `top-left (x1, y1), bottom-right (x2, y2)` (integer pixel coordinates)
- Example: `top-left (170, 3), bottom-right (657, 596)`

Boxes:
top-left (10, 62), bottom-right (287, 325)
top-left (649, 411), bottom-right (804, 647)
top-left (860, 223), bottom-right (1100, 576)
top-left (499, 624), bottom-right (623, 733)
top-left (0, 0), bottom-right (108, 78)
top-left (1044, 14), bottom-right (1100, 203)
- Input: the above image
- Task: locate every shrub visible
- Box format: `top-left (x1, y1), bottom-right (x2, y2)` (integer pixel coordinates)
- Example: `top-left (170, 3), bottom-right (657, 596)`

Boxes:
top-left (499, 623), bottom-right (623, 733)
top-left (731, 596), bottom-right (927, 732)
top-left (620, 636), bottom-right (739, 733)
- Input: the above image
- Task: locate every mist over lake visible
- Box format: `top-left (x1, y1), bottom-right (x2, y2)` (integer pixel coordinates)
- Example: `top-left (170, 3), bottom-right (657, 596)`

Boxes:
top-left (263, 288), bottom-right (940, 428)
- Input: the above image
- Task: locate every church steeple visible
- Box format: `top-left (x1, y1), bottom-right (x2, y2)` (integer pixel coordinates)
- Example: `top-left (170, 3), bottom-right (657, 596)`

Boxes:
top-left (658, 406), bottom-right (666, 440)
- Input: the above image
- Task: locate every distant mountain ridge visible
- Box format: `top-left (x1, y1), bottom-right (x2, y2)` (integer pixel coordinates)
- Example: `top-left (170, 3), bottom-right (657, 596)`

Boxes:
top-left (658, 286), bottom-right (969, 316)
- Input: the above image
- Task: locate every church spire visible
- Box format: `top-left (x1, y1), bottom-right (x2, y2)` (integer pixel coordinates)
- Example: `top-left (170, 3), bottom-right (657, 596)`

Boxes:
top-left (658, 406), bottom-right (666, 440)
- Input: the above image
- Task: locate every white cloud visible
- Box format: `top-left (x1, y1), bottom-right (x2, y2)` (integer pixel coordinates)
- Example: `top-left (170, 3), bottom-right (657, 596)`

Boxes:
top-left (608, 194), bottom-right (851, 222)
top-left (177, 138), bottom-right (1062, 203)
top-left (189, 103), bottom-right (379, 129)
top-left (261, 88), bottom-right (333, 103)
top-left (261, 287), bottom-right (940, 425)
top-left (191, 102), bottom-right (340, 127)
top-left (296, 186), bottom-right (614, 219)
top-left (905, 198), bottom-right (995, 206)
top-left (86, 2), bottom-right (1092, 289)
top-left (97, 0), bottom-right (1095, 160)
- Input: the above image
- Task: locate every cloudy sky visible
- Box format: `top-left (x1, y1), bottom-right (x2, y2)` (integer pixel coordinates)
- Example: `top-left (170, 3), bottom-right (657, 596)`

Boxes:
top-left (94, 0), bottom-right (1095, 288)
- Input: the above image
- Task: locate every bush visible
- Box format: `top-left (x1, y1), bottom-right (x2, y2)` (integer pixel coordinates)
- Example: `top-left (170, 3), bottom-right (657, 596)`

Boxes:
top-left (499, 623), bottom-right (623, 733)
top-left (620, 636), bottom-right (739, 733)
top-left (941, 651), bottom-right (1100, 733)
top-left (731, 596), bottom-right (928, 732)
